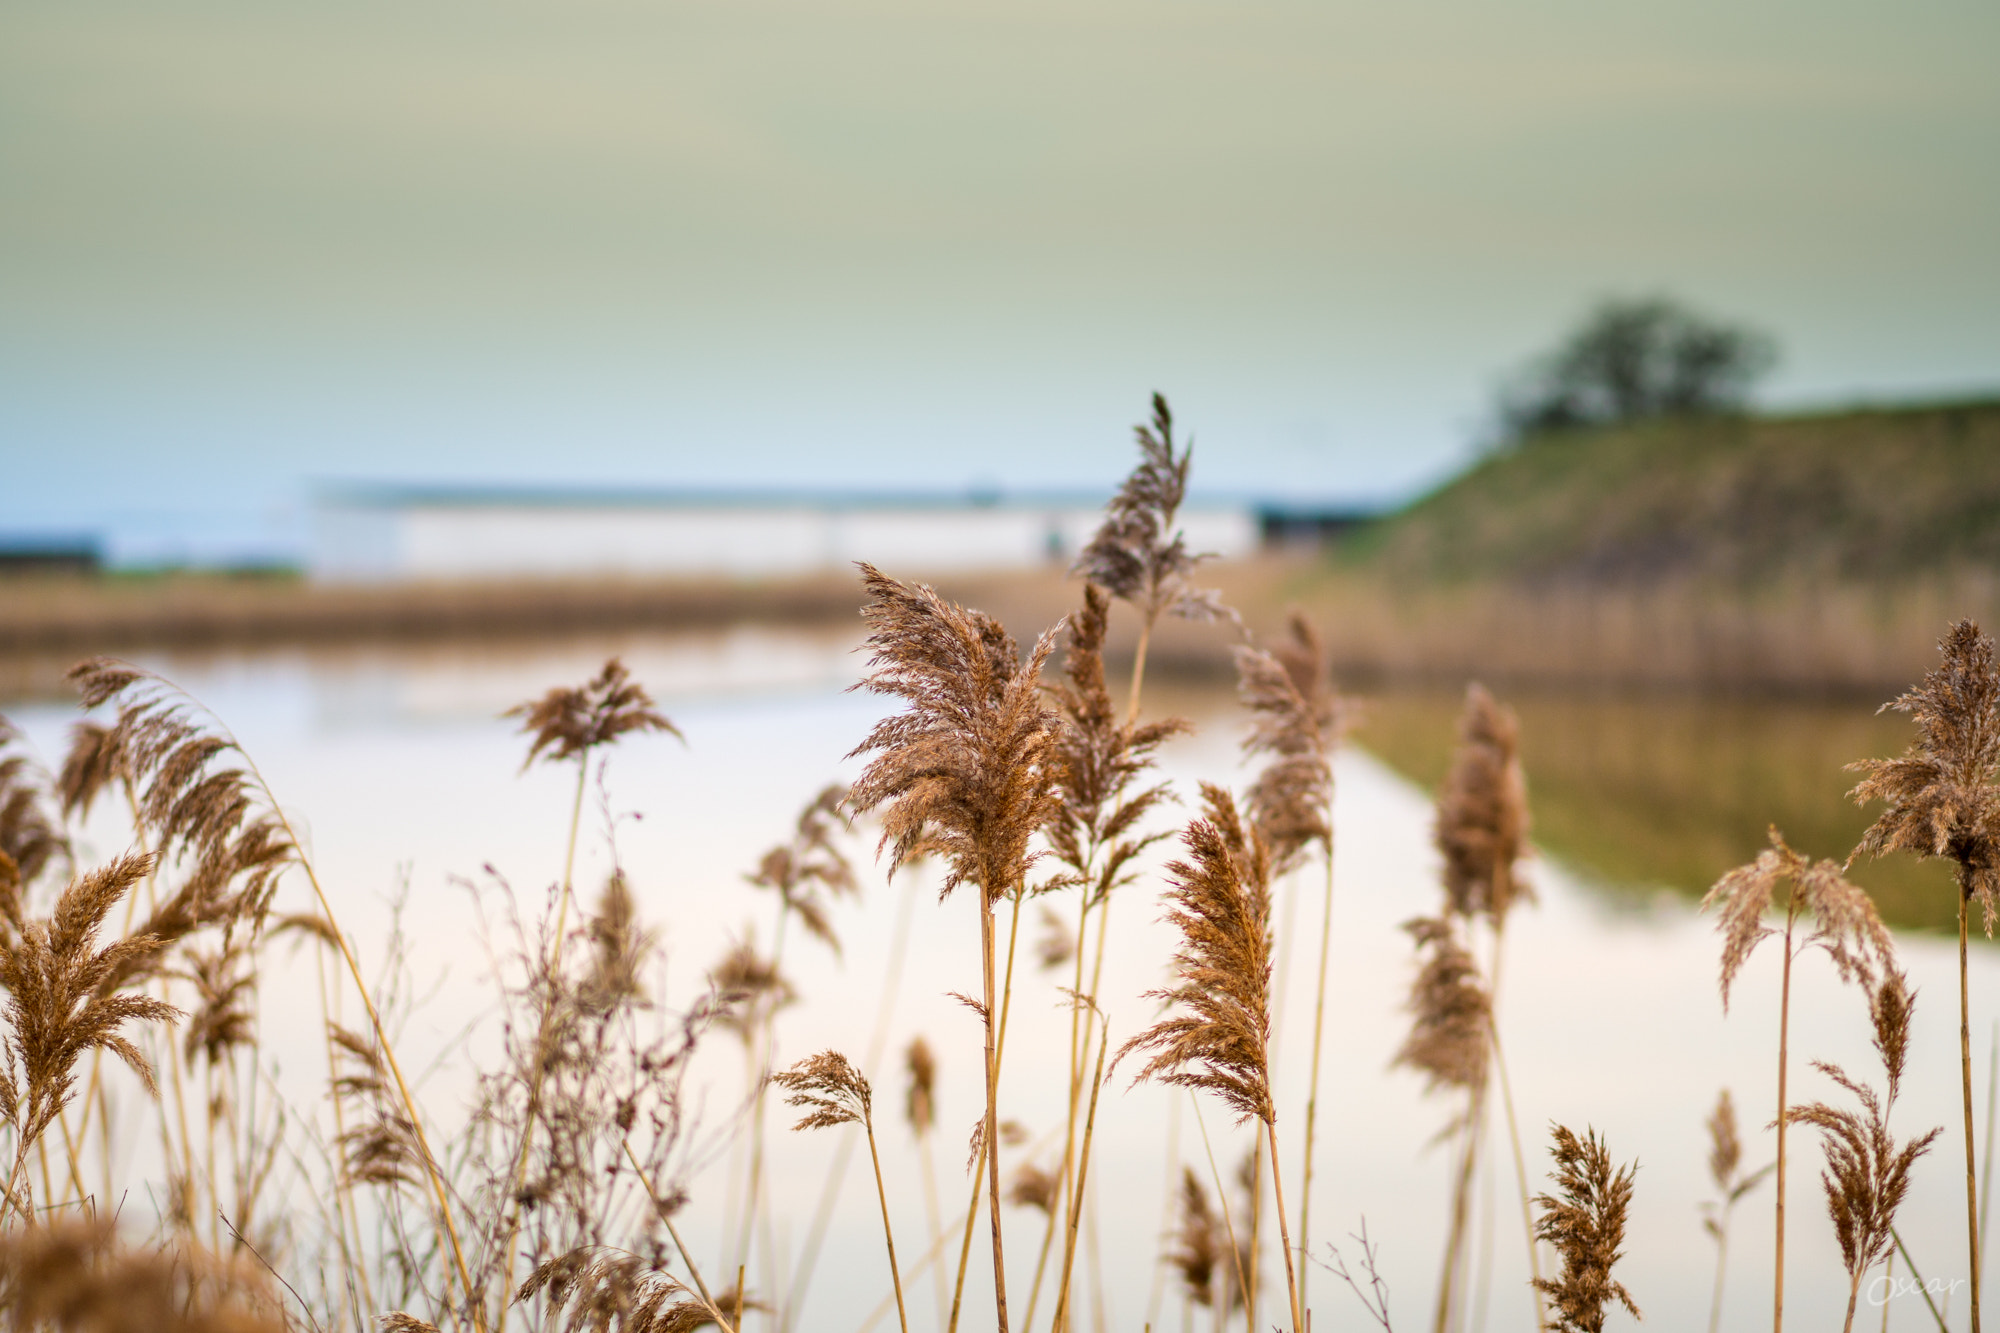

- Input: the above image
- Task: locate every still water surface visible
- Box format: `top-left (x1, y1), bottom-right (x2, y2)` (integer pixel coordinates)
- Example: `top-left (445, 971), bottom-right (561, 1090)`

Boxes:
top-left (1, 627), bottom-right (1991, 1332)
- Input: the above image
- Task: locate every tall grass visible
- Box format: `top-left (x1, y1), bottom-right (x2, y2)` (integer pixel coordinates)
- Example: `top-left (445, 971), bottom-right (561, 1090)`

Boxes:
top-left (0, 395), bottom-right (1988, 1333)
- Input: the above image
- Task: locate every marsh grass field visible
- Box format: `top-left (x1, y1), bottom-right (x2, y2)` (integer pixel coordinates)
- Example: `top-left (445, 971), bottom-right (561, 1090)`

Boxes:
top-left (0, 408), bottom-right (1997, 1333)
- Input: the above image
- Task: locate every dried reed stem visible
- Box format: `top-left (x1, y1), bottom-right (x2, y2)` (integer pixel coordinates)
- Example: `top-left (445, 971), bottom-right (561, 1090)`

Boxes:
top-left (1052, 1008), bottom-right (1108, 1333)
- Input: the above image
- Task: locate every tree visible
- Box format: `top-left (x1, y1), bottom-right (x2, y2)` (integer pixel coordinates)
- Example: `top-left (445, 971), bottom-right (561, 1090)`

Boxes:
top-left (1497, 297), bottom-right (1777, 444)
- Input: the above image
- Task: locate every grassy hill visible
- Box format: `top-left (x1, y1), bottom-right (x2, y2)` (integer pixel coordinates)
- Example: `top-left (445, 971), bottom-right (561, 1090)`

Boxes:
top-left (1342, 397), bottom-right (2000, 588)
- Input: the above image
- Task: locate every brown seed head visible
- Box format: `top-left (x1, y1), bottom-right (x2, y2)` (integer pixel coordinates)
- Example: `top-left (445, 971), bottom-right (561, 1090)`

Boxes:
top-left (771, 1049), bottom-right (872, 1132)
top-left (1849, 619), bottom-right (2000, 930)
top-left (505, 657), bottom-right (682, 771)
top-left (1235, 613), bottom-right (1342, 876)
top-left (1532, 1124), bottom-right (1641, 1333)
top-left (1706, 1089), bottom-right (1741, 1194)
top-left (1393, 914), bottom-right (1492, 1100)
top-left (1701, 828), bottom-right (1894, 1012)
top-left (846, 565), bottom-right (1064, 908)
top-left (1117, 783), bottom-right (1276, 1126)
top-left (1070, 394), bottom-right (1234, 627)
top-left (904, 1035), bottom-right (937, 1136)
top-left (0, 718), bottom-right (67, 888)
top-left (1435, 684), bottom-right (1532, 925)
top-left (746, 784), bottom-right (857, 956)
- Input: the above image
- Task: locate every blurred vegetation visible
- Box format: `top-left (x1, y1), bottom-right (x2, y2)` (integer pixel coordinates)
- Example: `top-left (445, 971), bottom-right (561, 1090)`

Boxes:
top-left (1357, 687), bottom-right (1965, 937)
top-left (1341, 398), bottom-right (2000, 589)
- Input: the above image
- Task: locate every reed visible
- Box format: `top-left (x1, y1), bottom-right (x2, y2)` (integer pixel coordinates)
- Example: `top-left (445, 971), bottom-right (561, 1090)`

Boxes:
top-left (847, 564), bottom-right (1065, 1333)
top-left (1788, 967), bottom-right (1942, 1333)
top-left (1850, 618), bottom-right (2000, 1333)
top-left (1702, 829), bottom-right (1894, 1333)
top-left (1118, 784), bottom-right (1301, 1332)
top-left (1531, 1125), bottom-right (1640, 1333)
top-left (1700, 1089), bottom-right (1772, 1333)
top-left (1071, 394), bottom-right (1234, 724)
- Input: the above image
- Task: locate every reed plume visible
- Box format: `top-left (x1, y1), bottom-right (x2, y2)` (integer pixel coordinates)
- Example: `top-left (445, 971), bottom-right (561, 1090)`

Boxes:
top-left (1393, 916), bottom-right (1491, 1104)
top-left (0, 852), bottom-right (178, 1216)
top-left (1119, 784), bottom-right (1301, 1331)
top-left (1703, 827), bottom-right (1893, 1333)
top-left (1171, 1166), bottom-right (1224, 1316)
top-left (518, 1249), bottom-right (754, 1333)
top-left (1532, 1125), bottom-right (1640, 1333)
top-left (1236, 612), bottom-right (1344, 1312)
top-left (1071, 394), bottom-right (1234, 721)
top-left (771, 1051), bottom-right (907, 1333)
top-left (1849, 618), bottom-right (2000, 1333)
top-left (0, 1217), bottom-right (288, 1332)
top-left (1788, 968), bottom-right (1942, 1333)
top-left (846, 563), bottom-right (1064, 1333)
top-left (745, 785), bottom-right (856, 958)
top-left (1701, 1089), bottom-right (1771, 1333)
top-left (1426, 683), bottom-right (1537, 1333)
top-left (0, 719), bottom-right (67, 890)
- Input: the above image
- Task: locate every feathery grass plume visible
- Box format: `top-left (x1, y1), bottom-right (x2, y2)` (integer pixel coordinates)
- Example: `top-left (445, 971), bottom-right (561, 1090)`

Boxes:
top-left (1789, 968), bottom-right (1943, 1333)
top-left (1436, 684), bottom-right (1532, 927)
top-left (1119, 784), bottom-right (1302, 1331)
top-left (328, 1023), bottom-right (425, 1191)
top-left (1171, 1166), bottom-right (1223, 1312)
top-left (518, 1248), bottom-right (755, 1333)
top-left (1393, 916), bottom-right (1491, 1105)
top-left (1035, 906), bottom-right (1076, 973)
top-left (846, 563), bottom-right (1064, 1333)
top-left (746, 784), bottom-right (856, 957)
top-left (1236, 611), bottom-right (1347, 1312)
top-left (581, 870), bottom-right (655, 1013)
top-left (708, 940), bottom-right (793, 1045)
top-left (173, 936), bottom-right (258, 1066)
top-left (1235, 615), bottom-right (1338, 877)
top-left (507, 657), bottom-right (683, 772)
top-left (1702, 1089), bottom-right (1773, 1333)
top-left (771, 1050), bottom-right (909, 1333)
top-left (1849, 618), bottom-right (2000, 1333)
top-left (1007, 1162), bottom-right (1060, 1215)
top-left (0, 852), bottom-right (178, 1215)
top-left (0, 717), bottom-right (67, 889)
top-left (1702, 827), bottom-right (1894, 1333)
top-left (1532, 1124), bottom-right (1641, 1333)
top-left (0, 1218), bottom-right (289, 1333)
top-left (1071, 395), bottom-right (1236, 721)
top-left (64, 661), bottom-right (297, 944)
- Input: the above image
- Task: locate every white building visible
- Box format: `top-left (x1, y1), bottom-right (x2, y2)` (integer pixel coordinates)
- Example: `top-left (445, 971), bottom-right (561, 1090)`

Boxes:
top-left (309, 486), bottom-right (1263, 583)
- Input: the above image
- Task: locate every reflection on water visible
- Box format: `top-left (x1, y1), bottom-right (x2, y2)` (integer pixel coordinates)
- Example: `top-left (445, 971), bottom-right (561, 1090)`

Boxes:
top-left (1359, 688), bottom-right (1963, 934)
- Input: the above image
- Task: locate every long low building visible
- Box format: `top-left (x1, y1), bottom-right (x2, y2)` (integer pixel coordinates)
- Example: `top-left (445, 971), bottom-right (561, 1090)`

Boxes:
top-left (311, 485), bottom-right (1265, 583)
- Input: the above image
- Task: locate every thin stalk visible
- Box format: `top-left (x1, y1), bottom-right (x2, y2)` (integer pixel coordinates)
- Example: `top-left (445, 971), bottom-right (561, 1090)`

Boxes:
top-left (494, 755), bottom-right (594, 1321)
top-left (1053, 1024), bottom-right (1108, 1333)
top-left (981, 892), bottom-right (1012, 1333)
top-left (858, 1212), bottom-right (969, 1333)
top-left (863, 1114), bottom-right (911, 1333)
top-left (736, 902), bottom-right (793, 1323)
top-left (1434, 1079), bottom-right (1488, 1333)
top-left (1191, 1095), bottom-right (1249, 1331)
top-left (1264, 1120), bottom-right (1303, 1333)
top-left (1125, 618), bottom-right (1156, 727)
top-left (1706, 1205), bottom-right (1730, 1333)
top-left (1144, 1093), bottom-right (1183, 1333)
top-left (920, 1130), bottom-right (950, 1332)
top-left (1247, 1135), bottom-right (1263, 1333)
top-left (785, 870), bottom-right (919, 1331)
top-left (1774, 896), bottom-right (1799, 1333)
top-left (1891, 1225), bottom-right (1952, 1333)
top-left (948, 889), bottom-right (1023, 1333)
top-left (1297, 848), bottom-right (1335, 1316)
top-left (1984, 1016), bottom-right (2000, 1288)
top-left (623, 1136), bottom-right (737, 1333)
top-left (1959, 879), bottom-right (1985, 1333)
top-left (1036, 891), bottom-right (1096, 1332)
top-left (1485, 932), bottom-right (1544, 1333)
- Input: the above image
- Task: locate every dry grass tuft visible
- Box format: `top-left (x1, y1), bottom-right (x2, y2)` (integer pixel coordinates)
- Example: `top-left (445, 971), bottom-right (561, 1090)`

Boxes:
top-left (1532, 1124), bottom-right (1641, 1333)
top-left (1006, 1161), bottom-right (1059, 1215)
top-left (518, 1248), bottom-right (752, 1333)
top-left (1435, 684), bottom-right (1532, 926)
top-left (903, 1037), bottom-right (936, 1138)
top-left (1170, 1166), bottom-right (1224, 1311)
top-left (746, 784), bottom-right (856, 956)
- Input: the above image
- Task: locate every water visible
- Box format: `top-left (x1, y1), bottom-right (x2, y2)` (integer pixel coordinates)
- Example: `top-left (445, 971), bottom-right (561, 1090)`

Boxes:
top-left (1, 628), bottom-right (1992, 1332)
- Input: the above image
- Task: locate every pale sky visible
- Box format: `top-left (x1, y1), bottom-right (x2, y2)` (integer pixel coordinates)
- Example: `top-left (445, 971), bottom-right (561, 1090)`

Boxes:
top-left (3, 0), bottom-right (1996, 562)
